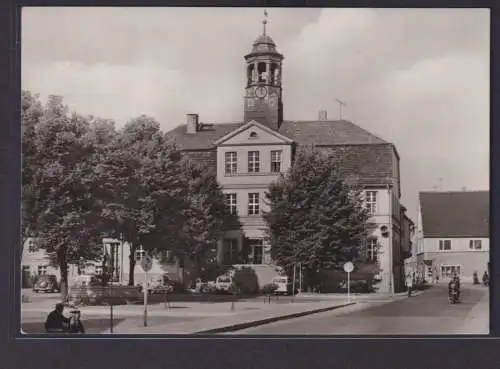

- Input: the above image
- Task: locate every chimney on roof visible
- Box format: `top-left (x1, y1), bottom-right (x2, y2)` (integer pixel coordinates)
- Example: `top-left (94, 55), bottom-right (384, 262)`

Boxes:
top-left (318, 110), bottom-right (328, 121)
top-left (461, 186), bottom-right (467, 191)
top-left (186, 113), bottom-right (199, 134)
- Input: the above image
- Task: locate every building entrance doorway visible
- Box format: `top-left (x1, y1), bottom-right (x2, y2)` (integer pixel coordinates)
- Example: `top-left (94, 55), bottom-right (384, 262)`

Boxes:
top-left (440, 265), bottom-right (461, 280)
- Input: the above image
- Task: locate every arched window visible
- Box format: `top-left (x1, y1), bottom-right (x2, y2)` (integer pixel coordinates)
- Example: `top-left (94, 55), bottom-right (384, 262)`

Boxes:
top-left (258, 62), bottom-right (267, 83)
top-left (273, 64), bottom-right (281, 85)
top-left (247, 64), bottom-right (255, 85)
top-left (270, 63), bottom-right (277, 85)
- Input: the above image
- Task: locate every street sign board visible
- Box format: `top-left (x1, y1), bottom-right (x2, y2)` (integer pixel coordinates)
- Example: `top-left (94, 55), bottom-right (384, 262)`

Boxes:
top-left (344, 262), bottom-right (354, 273)
top-left (141, 254), bottom-right (153, 272)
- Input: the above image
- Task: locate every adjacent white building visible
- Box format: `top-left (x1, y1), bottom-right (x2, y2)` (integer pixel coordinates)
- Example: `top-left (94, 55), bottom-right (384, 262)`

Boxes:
top-left (415, 191), bottom-right (489, 283)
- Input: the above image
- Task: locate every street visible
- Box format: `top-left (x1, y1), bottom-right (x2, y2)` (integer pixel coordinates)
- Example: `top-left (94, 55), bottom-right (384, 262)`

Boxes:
top-left (228, 284), bottom-right (489, 335)
top-left (20, 284), bottom-right (489, 335)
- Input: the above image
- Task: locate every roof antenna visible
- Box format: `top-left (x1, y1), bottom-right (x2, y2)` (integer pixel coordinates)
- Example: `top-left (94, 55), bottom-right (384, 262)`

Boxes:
top-left (335, 98), bottom-right (346, 120)
top-left (262, 9), bottom-right (268, 36)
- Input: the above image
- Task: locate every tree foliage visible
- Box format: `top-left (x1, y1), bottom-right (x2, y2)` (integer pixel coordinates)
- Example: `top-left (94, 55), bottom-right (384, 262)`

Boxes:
top-left (21, 90), bottom-right (44, 244)
top-left (22, 89), bottom-right (242, 292)
top-left (95, 115), bottom-right (188, 285)
top-left (169, 160), bottom-right (242, 282)
top-left (264, 146), bottom-right (372, 287)
top-left (24, 94), bottom-right (116, 297)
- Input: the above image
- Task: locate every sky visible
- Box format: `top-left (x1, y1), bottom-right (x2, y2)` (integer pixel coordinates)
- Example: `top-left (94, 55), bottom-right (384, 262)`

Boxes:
top-left (21, 7), bottom-right (490, 220)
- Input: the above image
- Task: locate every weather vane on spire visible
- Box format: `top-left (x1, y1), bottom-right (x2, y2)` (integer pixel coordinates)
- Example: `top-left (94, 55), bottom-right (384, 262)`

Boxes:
top-left (262, 8), bottom-right (268, 36)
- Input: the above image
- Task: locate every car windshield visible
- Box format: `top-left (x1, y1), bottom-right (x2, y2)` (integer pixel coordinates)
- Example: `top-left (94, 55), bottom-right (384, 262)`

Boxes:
top-left (218, 277), bottom-right (231, 282)
top-left (274, 278), bottom-right (287, 283)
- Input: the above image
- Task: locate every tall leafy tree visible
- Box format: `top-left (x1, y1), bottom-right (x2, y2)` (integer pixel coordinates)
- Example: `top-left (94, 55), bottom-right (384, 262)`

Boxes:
top-left (169, 160), bottom-right (242, 283)
top-left (29, 95), bottom-right (111, 298)
top-left (21, 90), bottom-right (44, 246)
top-left (98, 115), bottom-right (188, 286)
top-left (264, 146), bottom-right (372, 289)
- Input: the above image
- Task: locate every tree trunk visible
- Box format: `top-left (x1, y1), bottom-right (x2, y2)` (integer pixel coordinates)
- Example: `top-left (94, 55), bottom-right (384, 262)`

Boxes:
top-left (128, 243), bottom-right (136, 286)
top-left (189, 255), bottom-right (202, 289)
top-left (58, 250), bottom-right (69, 301)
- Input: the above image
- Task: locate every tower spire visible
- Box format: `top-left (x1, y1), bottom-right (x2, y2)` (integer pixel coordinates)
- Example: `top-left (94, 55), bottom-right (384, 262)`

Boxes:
top-left (262, 9), bottom-right (268, 36)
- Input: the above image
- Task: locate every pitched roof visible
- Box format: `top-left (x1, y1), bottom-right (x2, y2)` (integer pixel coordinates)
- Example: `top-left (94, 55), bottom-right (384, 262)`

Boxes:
top-left (166, 119), bottom-right (388, 150)
top-left (166, 122), bottom-right (243, 150)
top-left (419, 191), bottom-right (489, 238)
top-left (324, 144), bottom-right (395, 186)
top-left (279, 120), bottom-right (387, 146)
top-left (165, 119), bottom-right (395, 186)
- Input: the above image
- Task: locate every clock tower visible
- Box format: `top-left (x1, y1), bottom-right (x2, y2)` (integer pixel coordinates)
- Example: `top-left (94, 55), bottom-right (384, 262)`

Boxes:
top-left (243, 13), bottom-right (284, 130)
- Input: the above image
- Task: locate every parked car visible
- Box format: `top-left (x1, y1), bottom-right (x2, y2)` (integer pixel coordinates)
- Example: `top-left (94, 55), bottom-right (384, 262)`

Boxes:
top-left (272, 276), bottom-right (289, 295)
top-left (215, 274), bottom-right (233, 293)
top-left (72, 274), bottom-right (100, 288)
top-left (195, 278), bottom-right (216, 293)
top-left (271, 276), bottom-right (299, 295)
top-left (138, 274), bottom-right (185, 295)
top-left (33, 274), bottom-right (60, 293)
top-left (165, 279), bottom-right (185, 293)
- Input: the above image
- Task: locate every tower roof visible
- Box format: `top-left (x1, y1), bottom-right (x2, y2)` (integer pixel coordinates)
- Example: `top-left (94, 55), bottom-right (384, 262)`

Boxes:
top-left (245, 10), bottom-right (283, 59)
top-left (246, 33), bottom-right (283, 58)
top-left (249, 34), bottom-right (280, 54)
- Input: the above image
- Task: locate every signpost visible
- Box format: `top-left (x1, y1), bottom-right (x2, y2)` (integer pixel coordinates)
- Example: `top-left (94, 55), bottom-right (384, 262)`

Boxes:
top-left (299, 263), bottom-right (302, 293)
top-left (141, 254), bottom-right (153, 327)
top-left (344, 262), bottom-right (354, 303)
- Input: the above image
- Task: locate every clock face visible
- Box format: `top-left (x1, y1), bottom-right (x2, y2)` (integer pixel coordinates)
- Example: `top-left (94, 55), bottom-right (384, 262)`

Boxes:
top-left (255, 86), bottom-right (267, 98)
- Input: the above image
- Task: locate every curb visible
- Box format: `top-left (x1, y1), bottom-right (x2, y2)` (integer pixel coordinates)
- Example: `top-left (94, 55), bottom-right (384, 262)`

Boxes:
top-left (194, 302), bottom-right (356, 334)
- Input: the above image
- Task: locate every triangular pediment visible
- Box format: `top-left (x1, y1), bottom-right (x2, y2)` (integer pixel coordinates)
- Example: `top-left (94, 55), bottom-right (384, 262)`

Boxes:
top-left (214, 120), bottom-right (293, 146)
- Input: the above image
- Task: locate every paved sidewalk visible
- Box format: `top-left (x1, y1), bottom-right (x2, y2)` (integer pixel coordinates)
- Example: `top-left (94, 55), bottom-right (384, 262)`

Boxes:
top-left (103, 301), bottom-right (355, 334)
top-left (295, 290), bottom-right (424, 302)
top-left (22, 300), bottom-right (243, 317)
top-left (456, 288), bottom-right (489, 335)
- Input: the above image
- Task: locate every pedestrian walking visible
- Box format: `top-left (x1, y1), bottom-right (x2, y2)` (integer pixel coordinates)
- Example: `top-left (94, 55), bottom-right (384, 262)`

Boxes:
top-left (482, 271), bottom-right (489, 286)
top-left (406, 273), bottom-right (413, 297)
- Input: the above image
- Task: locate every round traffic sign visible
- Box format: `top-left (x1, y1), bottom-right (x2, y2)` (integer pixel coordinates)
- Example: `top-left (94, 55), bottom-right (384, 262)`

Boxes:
top-left (343, 262), bottom-right (354, 273)
top-left (141, 254), bottom-right (153, 272)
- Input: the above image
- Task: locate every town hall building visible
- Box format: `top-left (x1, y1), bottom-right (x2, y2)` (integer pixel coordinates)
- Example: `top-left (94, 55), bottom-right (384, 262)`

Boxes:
top-left (21, 18), bottom-right (413, 294)
top-left (165, 21), bottom-right (411, 293)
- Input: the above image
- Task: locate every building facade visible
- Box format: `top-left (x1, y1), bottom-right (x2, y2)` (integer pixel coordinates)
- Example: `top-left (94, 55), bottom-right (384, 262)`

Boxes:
top-left (415, 191), bottom-right (489, 283)
top-left (101, 238), bottom-right (183, 286)
top-left (21, 237), bottom-right (180, 287)
top-left (22, 22), bottom-right (414, 293)
top-left (166, 24), bottom-right (411, 293)
top-left (21, 238), bottom-right (80, 287)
